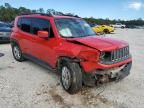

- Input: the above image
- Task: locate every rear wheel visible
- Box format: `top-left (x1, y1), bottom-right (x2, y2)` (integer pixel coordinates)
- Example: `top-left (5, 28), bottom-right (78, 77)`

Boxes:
top-left (60, 60), bottom-right (82, 94)
top-left (12, 44), bottom-right (25, 62)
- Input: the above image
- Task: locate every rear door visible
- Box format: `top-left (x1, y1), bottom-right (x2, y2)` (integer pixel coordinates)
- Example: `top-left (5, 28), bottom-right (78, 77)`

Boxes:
top-left (18, 17), bottom-right (43, 58)
top-left (17, 17), bottom-right (32, 54)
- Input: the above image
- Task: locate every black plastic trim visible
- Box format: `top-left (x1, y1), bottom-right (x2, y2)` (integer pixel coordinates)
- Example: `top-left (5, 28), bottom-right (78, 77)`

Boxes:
top-left (23, 54), bottom-right (55, 71)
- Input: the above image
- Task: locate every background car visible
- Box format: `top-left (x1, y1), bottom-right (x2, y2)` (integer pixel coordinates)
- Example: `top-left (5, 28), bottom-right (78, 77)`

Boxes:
top-left (112, 23), bottom-right (126, 28)
top-left (0, 22), bottom-right (12, 43)
top-left (92, 25), bottom-right (114, 34)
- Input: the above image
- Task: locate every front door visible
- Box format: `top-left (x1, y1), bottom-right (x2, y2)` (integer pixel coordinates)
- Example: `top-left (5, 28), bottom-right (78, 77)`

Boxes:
top-left (29, 18), bottom-right (59, 67)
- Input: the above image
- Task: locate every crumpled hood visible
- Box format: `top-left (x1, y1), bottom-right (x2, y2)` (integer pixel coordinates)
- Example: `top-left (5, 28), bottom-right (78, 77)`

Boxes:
top-left (67, 36), bottom-right (128, 51)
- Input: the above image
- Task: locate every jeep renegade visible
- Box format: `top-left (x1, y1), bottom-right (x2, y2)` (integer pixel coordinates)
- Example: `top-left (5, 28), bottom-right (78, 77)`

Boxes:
top-left (10, 13), bottom-right (132, 94)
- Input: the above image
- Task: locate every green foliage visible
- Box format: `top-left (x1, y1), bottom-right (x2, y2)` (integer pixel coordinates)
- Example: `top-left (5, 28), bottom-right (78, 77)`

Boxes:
top-left (82, 15), bottom-right (144, 26)
top-left (84, 18), bottom-right (144, 26)
top-left (0, 3), bottom-right (31, 22)
top-left (0, 3), bottom-right (144, 26)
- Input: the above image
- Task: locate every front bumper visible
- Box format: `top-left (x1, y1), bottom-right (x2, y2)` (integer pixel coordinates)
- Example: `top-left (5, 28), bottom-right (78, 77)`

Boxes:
top-left (80, 57), bottom-right (132, 73)
top-left (0, 32), bottom-right (10, 42)
top-left (0, 37), bottom-right (10, 42)
top-left (83, 61), bottom-right (132, 86)
top-left (110, 29), bottom-right (114, 32)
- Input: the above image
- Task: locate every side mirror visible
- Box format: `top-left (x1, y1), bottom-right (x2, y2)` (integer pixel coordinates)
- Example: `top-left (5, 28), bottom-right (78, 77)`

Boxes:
top-left (38, 30), bottom-right (49, 38)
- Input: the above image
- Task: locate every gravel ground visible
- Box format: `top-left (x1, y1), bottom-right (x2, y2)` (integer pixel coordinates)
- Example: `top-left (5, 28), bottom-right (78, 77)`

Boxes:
top-left (0, 29), bottom-right (144, 108)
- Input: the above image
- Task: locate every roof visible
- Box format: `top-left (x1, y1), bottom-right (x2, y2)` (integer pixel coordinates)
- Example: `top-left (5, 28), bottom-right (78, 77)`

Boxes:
top-left (19, 13), bottom-right (80, 19)
top-left (53, 15), bottom-right (80, 19)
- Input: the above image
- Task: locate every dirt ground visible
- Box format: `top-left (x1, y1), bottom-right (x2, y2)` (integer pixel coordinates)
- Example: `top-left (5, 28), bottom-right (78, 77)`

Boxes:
top-left (0, 29), bottom-right (144, 108)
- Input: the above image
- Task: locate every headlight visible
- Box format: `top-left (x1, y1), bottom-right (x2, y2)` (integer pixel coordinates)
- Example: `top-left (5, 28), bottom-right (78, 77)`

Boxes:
top-left (78, 51), bottom-right (100, 62)
top-left (100, 51), bottom-right (111, 63)
top-left (100, 52), bottom-right (105, 60)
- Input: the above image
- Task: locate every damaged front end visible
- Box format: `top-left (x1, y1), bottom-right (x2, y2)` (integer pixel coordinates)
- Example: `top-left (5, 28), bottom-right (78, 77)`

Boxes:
top-left (83, 62), bottom-right (132, 86)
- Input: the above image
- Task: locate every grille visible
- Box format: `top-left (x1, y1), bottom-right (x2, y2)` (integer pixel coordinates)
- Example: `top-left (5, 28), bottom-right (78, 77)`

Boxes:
top-left (111, 46), bottom-right (129, 61)
top-left (0, 37), bottom-right (10, 41)
top-left (100, 46), bottom-right (130, 64)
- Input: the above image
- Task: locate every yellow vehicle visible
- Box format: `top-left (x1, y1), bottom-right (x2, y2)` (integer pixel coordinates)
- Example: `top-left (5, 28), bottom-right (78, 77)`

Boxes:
top-left (92, 25), bottom-right (114, 34)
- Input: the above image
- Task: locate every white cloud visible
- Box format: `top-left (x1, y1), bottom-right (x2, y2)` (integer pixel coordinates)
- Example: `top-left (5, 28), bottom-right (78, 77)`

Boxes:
top-left (128, 2), bottom-right (143, 10)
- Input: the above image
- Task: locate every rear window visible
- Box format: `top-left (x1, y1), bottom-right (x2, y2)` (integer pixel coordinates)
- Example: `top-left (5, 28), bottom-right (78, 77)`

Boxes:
top-left (0, 23), bottom-right (5, 27)
top-left (17, 19), bottom-right (21, 28)
top-left (0, 23), bottom-right (10, 28)
top-left (21, 18), bottom-right (31, 33)
top-left (17, 17), bottom-right (31, 33)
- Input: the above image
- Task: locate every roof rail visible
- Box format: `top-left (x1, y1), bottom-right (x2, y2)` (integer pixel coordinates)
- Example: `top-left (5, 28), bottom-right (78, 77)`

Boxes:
top-left (52, 12), bottom-right (80, 18)
top-left (63, 14), bottom-right (80, 18)
top-left (20, 12), bottom-right (53, 17)
top-left (20, 12), bottom-right (80, 18)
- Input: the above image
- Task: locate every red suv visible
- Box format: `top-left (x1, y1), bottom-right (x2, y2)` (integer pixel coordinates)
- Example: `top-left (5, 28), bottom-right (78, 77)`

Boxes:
top-left (10, 13), bottom-right (132, 94)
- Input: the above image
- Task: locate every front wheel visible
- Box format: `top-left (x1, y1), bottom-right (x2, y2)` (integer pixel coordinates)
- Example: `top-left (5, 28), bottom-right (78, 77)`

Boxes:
top-left (60, 61), bottom-right (82, 94)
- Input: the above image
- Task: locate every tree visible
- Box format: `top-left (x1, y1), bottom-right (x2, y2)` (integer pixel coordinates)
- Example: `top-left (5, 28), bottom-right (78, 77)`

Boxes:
top-left (31, 10), bottom-right (37, 13)
top-left (38, 8), bottom-right (44, 13)
top-left (19, 7), bottom-right (31, 14)
top-left (46, 9), bottom-right (56, 15)
top-left (4, 3), bottom-right (11, 8)
top-left (0, 3), bottom-right (144, 26)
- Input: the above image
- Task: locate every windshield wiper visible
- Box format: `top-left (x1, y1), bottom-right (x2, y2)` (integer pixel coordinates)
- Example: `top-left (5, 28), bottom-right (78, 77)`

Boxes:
top-left (62, 36), bottom-right (77, 38)
top-left (77, 34), bottom-right (96, 37)
top-left (62, 34), bottom-right (96, 38)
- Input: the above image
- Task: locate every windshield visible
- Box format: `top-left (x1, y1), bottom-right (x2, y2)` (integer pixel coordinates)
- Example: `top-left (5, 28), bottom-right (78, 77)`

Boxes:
top-left (55, 18), bottom-right (96, 38)
top-left (0, 23), bottom-right (11, 28)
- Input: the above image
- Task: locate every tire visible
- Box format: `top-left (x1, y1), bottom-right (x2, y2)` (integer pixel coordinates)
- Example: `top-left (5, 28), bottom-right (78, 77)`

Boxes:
top-left (12, 44), bottom-right (25, 62)
top-left (60, 60), bottom-right (82, 94)
top-left (121, 26), bottom-right (124, 29)
top-left (103, 29), bottom-right (109, 34)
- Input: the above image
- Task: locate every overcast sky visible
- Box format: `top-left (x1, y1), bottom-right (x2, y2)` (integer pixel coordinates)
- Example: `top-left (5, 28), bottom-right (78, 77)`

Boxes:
top-left (0, 0), bottom-right (144, 20)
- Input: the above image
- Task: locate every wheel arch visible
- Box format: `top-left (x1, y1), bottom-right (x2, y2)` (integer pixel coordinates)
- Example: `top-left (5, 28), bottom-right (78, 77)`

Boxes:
top-left (10, 39), bottom-right (20, 47)
top-left (58, 56), bottom-right (83, 94)
top-left (56, 56), bottom-right (81, 73)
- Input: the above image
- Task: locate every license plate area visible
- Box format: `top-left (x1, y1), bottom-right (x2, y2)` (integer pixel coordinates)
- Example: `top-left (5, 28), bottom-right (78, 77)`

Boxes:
top-left (110, 65), bottom-right (126, 78)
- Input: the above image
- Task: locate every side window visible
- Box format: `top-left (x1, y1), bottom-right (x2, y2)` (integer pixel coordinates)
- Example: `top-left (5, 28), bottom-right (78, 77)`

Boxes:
top-left (21, 18), bottom-right (31, 33)
top-left (31, 18), bottom-right (50, 35)
top-left (17, 18), bottom-right (21, 28)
